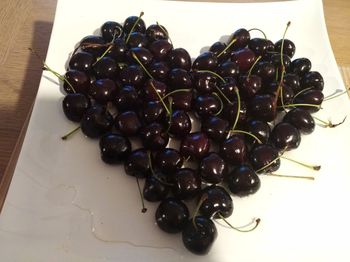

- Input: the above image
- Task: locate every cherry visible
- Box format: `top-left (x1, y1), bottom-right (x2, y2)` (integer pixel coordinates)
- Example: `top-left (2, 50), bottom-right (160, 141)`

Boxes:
top-left (251, 61), bottom-right (275, 84)
top-left (62, 93), bottom-right (91, 122)
top-left (245, 119), bottom-right (271, 144)
top-left (81, 105), bottom-right (114, 138)
top-left (101, 21), bottom-right (124, 42)
top-left (199, 153), bottom-right (226, 184)
top-left (126, 32), bottom-right (149, 48)
top-left (263, 81), bottom-right (294, 107)
top-left (227, 164), bottom-right (260, 196)
top-left (300, 71), bottom-right (324, 91)
top-left (89, 78), bottom-right (118, 104)
top-left (148, 61), bottom-right (170, 81)
top-left (283, 73), bottom-right (301, 92)
top-left (230, 48), bottom-right (255, 72)
top-left (239, 74), bottom-right (262, 98)
top-left (128, 47), bottom-right (153, 66)
top-left (93, 57), bottom-right (118, 79)
top-left (80, 35), bottom-right (106, 57)
top-left (142, 79), bottom-right (168, 102)
top-left (168, 110), bottom-right (192, 138)
top-left (123, 15), bottom-right (146, 34)
top-left (223, 99), bottom-right (247, 125)
top-left (114, 85), bottom-right (139, 112)
top-left (270, 122), bottom-right (301, 151)
top-left (140, 100), bottom-right (166, 124)
top-left (248, 38), bottom-right (270, 56)
top-left (106, 38), bottom-right (127, 62)
top-left (199, 185), bottom-right (233, 218)
top-left (171, 168), bottom-right (201, 200)
top-left (119, 65), bottom-right (145, 87)
top-left (289, 58), bottom-right (312, 76)
top-left (148, 39), bottom-right (173, 61)
top-left (192, 71), bottom-right (217, 94)
top-left (69, 51), bottom-right (94, 72)
top-left (167, 48), bottom-right (191, 71)
top-left (124, 148), bottom-right (152, 178)
top-left (146, 24), bottom-right (169, 42)
top-left (170, 90), bottom-right (193, 111)
top-left (154, 148), bottom-right (183, 174)
top-left (194, 94), bottom-right (221, 119)
top-left (139, 122), bottom-right (169, 150)
top-left (231, 28), bottom-right (250, 50)
top-left (192, 51), bottom-right (218, 71)
top-left (249, 94), bottom-right (276, 122)
top-left (217, 61), bottom-right (240, 79)
top-left (283, 108), bottom-right (315, 134)
top-left (249, 144), bottom-right (280, 173)
top-left (293, 89), bottom-right (324, 113)
top-left (63, 70), bottom-right (91, 94)
top-left (182, 216), bottom-right (217, 255)
top-left (219, 136), bottom-right (247, 165)
top-left (115, 111), bottom-right (142, 137)
top-left (275, 39), bottom-right (296, 58)
top-left (180, 132), bottom-right (210, 160)
top-left (99, 133), bottom-right (131, 164)
top-left (167, 68), bottom-right (192, 90)
top-left (269, 53), bottom-right (291, 71)
top-left (143, 172), bottom-right (170, 202)
top-left (155, 197), bottom-right (189, 233)
top-left (201, 116), bottom-right (229, 143)
top-left (209, 41), bottom-right (229, 62)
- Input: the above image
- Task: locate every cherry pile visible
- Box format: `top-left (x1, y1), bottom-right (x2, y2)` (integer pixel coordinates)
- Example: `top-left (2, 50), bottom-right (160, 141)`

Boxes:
top-left (58, 13), bottom-right (328, 255)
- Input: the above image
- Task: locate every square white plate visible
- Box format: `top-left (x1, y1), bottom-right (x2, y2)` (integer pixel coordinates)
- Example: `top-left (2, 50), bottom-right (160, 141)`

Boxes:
top-left (1, 0), bottom-right (350, 261)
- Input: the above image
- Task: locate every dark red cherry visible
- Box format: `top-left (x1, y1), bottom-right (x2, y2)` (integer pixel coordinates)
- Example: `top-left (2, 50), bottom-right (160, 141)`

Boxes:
top-left (126, 32), bottom-right (148, 48)
top-left (231, 48), bottom-right (256, 72)
top-left (93, 57), bottom-right (118, 79)
top-left (142, 79), bottom-right (168, 102)
top-left (283, 73), bottom-right (301, 93)
top-left (182, 216), bottom-right (217, 255)
top-left (124, 148), bottom-right (152, 178)
top-left (101, 21), bottom-right (124, 42)
top-left (80, 35), bottom-right (106, 57)
top-left (289, 58), bottom-right (312, 76)
top-left (201, 116), bottom-right (229, 143)
top-left (223, 99), bottom-right (247, 125)
top-left (155, 197), bottom-right (189, 233)
top-left (219, 136), bottom-right (247, 165)
top-left (293, 89), bottom-right (324, 113)
top-left (168, 110), bottom-right (192, 138)
top-left (180, 132), bottom-right (210, 160)
top-left (154, 148), bottom-right (183, 174)
top-left (143, 173), bottom-right (170, 202)
top-left (275, 39), bottom-right (296, 58)
top-left (249, 94), bottom-right (276, 122)
top-left (139, 122), bottom-right (169, 150)
top-left (270, 53), bottom-right (291, 71)
top-left (148, 61), bottom-right (170, 81)
top-left (300, 71), bottom-right (324, 91)
top-left (167, 48), bottom-right (191, 71)
top-left (217, 61), bottom-right (240, 79)
top-left (171, 168), bottom-right (201, 200)
top-left (199, 185), bottom-right (233, 218)
top-left (170, 90), bottom-right (193, 111)
top-left (64, 70), bottom-right (91, 94)
top-left (140, 101), bottom-right (165, 124)
top-left (128, 47), bottom-right (153, 66)
top-left (251, 61), bottom-right (275, 84)
top-left (148, 39), bottom-right (173, 61)
top-left (123, 15), bottom-right (146, 34)
top-left (231, 28), bottom-right (250, 50)
top-left (167, 68), bottom-right (192, 90)
top-left (69, 51), bottom-right (94, 72)
top-left (283, 108), bottom-right (315, 134)
top-left (99, 133), bottom-right (131, 164)
top-left (239, 74), bottom-right (262, 98)
top-left (62, 93), bottom-right (91, 122)
top-left (245, 119), bottom-right (271, 144)
top-left (249, 144), bottom-right (280, 173)
top-left (89, 78), bottom-right (118, 104)
top-left (192, 71), bottom-right (217, 94)
top-left (81, 105), bottom-right (113, 138)
top-left (263, 81), bottom-right (294, 107)
top-left (194, 94), bottom-right (221, 119)
top-left (114, 85), bottom-right (139, 112)
top-left (209, 41), bottom-right (229, 62)
top-left (227, 164), bottom-right (260, 196)
top-left (192, 51), bottom-right (218, 71)
top-left (106, 38), bottom-right (127, 62)
top-left (146, 24), bottom-right (168, 42)
top-left (199, 153), bottom-right (226, 184)
top-left (248, 38), bottom-right (270, 56)
top-left (270, 122), bottom-right (301, 151)
top-left (115, 111), bottom-right (142, 137)
top-left (119, 65), bottom-right (145, 88)
top-left (218, 78), bottom-right (239, 101)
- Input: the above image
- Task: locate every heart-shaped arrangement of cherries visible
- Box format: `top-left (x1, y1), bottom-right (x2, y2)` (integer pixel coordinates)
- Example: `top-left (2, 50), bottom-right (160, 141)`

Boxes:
top-left (53, 13), bottom-right (333, 255)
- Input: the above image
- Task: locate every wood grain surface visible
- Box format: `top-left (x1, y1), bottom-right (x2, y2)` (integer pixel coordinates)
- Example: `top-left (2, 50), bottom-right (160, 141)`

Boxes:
top-left (0, 0), bottom-right (349, 210)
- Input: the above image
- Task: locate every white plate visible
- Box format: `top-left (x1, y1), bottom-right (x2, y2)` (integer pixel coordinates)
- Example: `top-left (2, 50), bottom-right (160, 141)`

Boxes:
top-left (1, 0), bottom-right (350, 261)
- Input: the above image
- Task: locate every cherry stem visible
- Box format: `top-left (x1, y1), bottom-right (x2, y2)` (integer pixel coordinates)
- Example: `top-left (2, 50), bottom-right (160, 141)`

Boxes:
top-left (125, 11), bottom-right (144, 44)
top-left (192, 194), bottom-right (208, 230)
top-left (323, 88), bottom-right (350, 101)
top-left (248, 28), bottom-right (267, 39)
top-left (247, 55), bottom-right (262, 78)
top-left (313, 116), bottom-right (347, 128)
top-left (227, 129), bottom-right (262, 144)
top-left (161, 89), bottom-right (191, 100)
top-left (61, 126), bottom-right (81, 140)
top-left (277, 103), bottom-right (322, 109)
top-left (156, 21), bottom-right (172, 45)
top-left (213, 92), bottom-right (224, 116)
top-left (93, 44), bottom-right (113, 66)
top-left (148, 151), bottom-right (173, 186)
top-left (166, 96), bottom-right (173, 133)
top-left (293, 87), bottom-right (314, 101)
top-left (217, 213), bottom-right (261, 233)
top-left (136, 177), bottom-right (147, 213)
top-left (256, 153), bottom-right (282, 173)
top-left (150, 81), bottom-right (171, 116)
top-left (227, 87), bottom-right (241, 138)
top-left (29, 48), bottom-right (76, 93)
top-left (281, 156), bottom-right (321, 171)
top-left (266, 173), bottom-right (314, 180)
top-left (218, 37), bottom-right (237, 58)
top-left (131, 51), bottom-right (153, 79)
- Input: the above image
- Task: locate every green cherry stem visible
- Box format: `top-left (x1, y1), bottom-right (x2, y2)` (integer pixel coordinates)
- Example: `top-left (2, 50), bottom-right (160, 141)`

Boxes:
top-left (218, 37), bottom-right (237, 58)
top-left (248, 28), bottom-right (267, 39)
top-left (161, 89), bottom-right (191, 100)
top-left (247, 55), bottom-right (262, 78)
top-left (292, 87), bottom-right (314, 101)
top-left (92, 31), bottom-right (118, 66)
top-left (266, 173), bottom-right (315, 180)
top-left (280, 156), bottom-right (321, 171)
top-left (61, 126), bottom-right (81, 140)
top-left (156, 21), bottom-right (172, 45)
top-left (125, 12), bottom-right (144, 44)
top-left (192, 194), bottom-right (208, 230)
top-left (150, 81), bottom-right (171, 116)
top-left (227, 87), bottom-right (241, 138)
top-left (313, 115), bottom-right (347, 128)
top-left (136, 177), bottom-right (147, 213)
top-left (131, 51), bottom-right (153, 79)
top-left (227, 130), bottom-right (263, 144)
top-left (213, 92), bottom-right (224, 116)
top-left (323, 88), bottom-right (350, 101)
top-left (277, 103), bottom-right (322, 109)
top-left (217, 213), bottom-right (261, 232)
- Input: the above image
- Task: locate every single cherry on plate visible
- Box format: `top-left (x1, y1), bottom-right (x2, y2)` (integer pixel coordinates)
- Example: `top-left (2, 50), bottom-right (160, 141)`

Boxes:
top-left (201, 116), bottom-right (229, 143)
top-left (180, 132), bottom-right (210, 160)
top-left (168, 110), bottom-right (192, 138)
top-left (244, 119), bottom-right (271, 145)
top-left (62, 93), bottom-right (91, 122)
top-left (89, 78), bottom-right (119, 105)
top-left (148, 61), bottom-right (170, 81)
top-left (293, 89), bottom-right (324, 113)
top-left (270, 122), bottom-right (301, 151)
top-left (146, 23), bottom-right (169, 42)
top-left (230, 48), bottom-right (256, 72)
top-left (69, 51), bottom-right (94, 72)
top-left (289, 57), bottom-right (312, 76)
top-left (227, 164), bottom-right (260, 197)
top-left (123, 14), bottom-right (146, 34)
top-left (275, 38), bottom-right (296, 59)
top-left (154, 148), bottom-right (184, 174)
top-left (167, 48), bottom-right (192, 71)
top-left (79, 35), bottom-right (106, 57)
top-left (249, 94), bottom-right (276, 122)
top-left (300, 71), bottom-right (324, 91)
top-left (99, 133), bottom-right (131, 164)
top-left (171, 168), bottom-right (201, 200)
top-left (119, 64), bottom-right (145, 88)
top-left (63, 69), bottom-right (91, 95)
top-left (199, 152), bottom-right (226, 184)
top-left (249, 144), bottom-right (280, 173)
top-left (124, 148), bottom-right (152, 178)
top-left (92, 56), bottom-right (118, 80)
top-left (167, 68), bottom-right (192, 90)
top-left (115, 110), bottom-right (142, 137)
top-left (143, 172), bottom-right (170, 202)
top-left (139, 122), bottom-right (169, 150)
top-left (194, 94), bottom-right (221, 119)
top-left (219, 136), bottom-right (247, 165)
top-left (100, 21), bottom-right (124, 42)
top-left (283, 107), bottom-right (315, 134)
top-left (192, 51), bottom-right (218, 71)
top-left (199, 185), bottom-right (233, 218)
top-left (114, 85), bottom-right (140, 112)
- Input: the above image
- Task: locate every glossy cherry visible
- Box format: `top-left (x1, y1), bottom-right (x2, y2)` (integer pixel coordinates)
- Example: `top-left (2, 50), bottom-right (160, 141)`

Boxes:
top-left (99, 133), bottom-right (131, 164)
top-left (154, 148), bottom-right (183, 174)
top-left (227, 164), bottom-right (260, 196)
top-left (69, 51), bottom-right (94, 72)
top-left (201, 116), bottom-right (229, 143)
top-left (199, 153), bottom-right (226, 184)
top-left (167, 48), bottom-right (192, 71)
top-left (139, 122), bottom-right (169, 150)
top-left (143, 173), bottom-right (170, 202)
top-left (199, 185), bottom-right (233, 218)
top-left (124, 148), bottom-right (152, 178)
top-left (115, 111), bottom-right (142, 137)
top-left (219, 136), bottom-right (247, 165)
top-left (101, 21), bottom-right (124, 41)
top-left (270, 122), bottom-right (301, 151)
top-left (81, 105), bottom-right (114, 138)
top-left (283, 108), bottom-right (315, 134)
top-left (180, 132), bottom-right (210, 160)
top-left (171, 168), bottom-right (201, 200)
top-left (62, 93), bottom-right (91, 122)
top-left (249, 144), bottom-right (280, 173)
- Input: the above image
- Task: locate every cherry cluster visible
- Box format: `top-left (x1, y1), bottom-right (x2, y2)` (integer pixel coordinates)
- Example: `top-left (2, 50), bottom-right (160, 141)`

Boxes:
top-left (60, 14), bottom-right (325, 255)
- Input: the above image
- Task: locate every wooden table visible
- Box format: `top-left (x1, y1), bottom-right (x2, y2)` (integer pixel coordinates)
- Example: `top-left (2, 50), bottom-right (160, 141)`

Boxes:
top-left (0, 0), bottom-right (349, 210)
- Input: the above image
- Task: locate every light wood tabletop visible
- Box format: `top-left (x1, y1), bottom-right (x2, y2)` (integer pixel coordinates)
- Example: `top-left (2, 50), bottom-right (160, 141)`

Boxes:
top-left (0, 0), bottom-right (349, 210)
